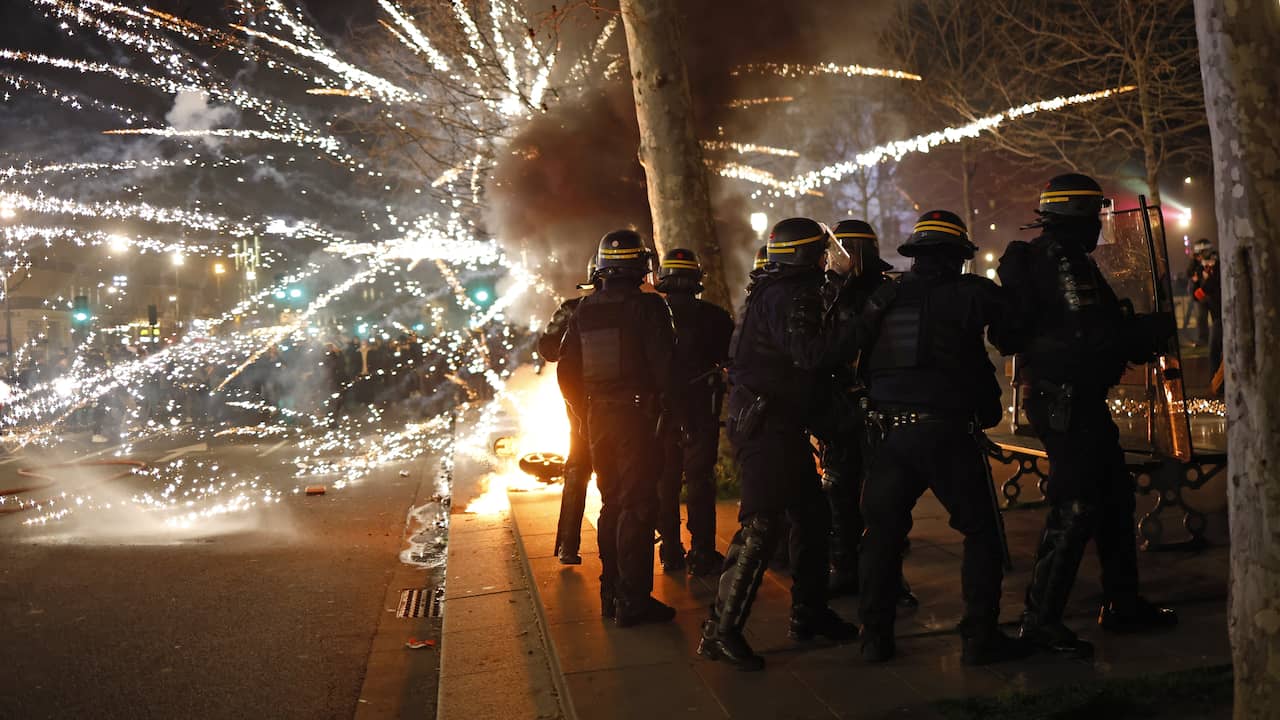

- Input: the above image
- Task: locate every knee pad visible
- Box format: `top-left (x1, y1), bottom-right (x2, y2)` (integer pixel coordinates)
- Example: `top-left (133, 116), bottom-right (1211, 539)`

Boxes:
top-left (1053, 501), bottom-right (1098, 543)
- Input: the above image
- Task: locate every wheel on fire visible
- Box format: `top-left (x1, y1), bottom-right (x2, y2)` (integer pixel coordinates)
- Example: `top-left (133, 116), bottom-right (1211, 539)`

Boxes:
top-left (518, 452), bottom-right (566, 483)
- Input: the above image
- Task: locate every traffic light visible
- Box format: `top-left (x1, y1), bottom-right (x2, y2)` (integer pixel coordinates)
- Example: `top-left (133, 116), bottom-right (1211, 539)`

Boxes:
top-left (72, 296), bottom-right (91, 325)
top-left (466, 280), bottom-right (496, 308)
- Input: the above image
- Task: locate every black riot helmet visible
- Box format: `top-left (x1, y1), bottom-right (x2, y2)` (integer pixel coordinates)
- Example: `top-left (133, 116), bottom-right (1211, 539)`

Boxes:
top-left (1024, 173), bottom-right (1108, 250)
top-left (833, 219), bottom-right (892, 277)
top-left (767, 217), bottom-right (851, 273)
top-left (1037, 173), bottom-right (1105, 220)
top-left (595, 229), bottom-right (652, 280)
top-left (752, 245), bottom-right (769, 270)
top-left (900, 210), bottom-right (977, 259)
top-left (655, 247), bottom-right (703, 294)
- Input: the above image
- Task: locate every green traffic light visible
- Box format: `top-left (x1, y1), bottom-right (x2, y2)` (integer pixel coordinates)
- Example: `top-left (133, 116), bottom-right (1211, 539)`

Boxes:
top-left (73, 311), bottom-right (90, 322)
top-left (472, 289), bottom-right (490, 303)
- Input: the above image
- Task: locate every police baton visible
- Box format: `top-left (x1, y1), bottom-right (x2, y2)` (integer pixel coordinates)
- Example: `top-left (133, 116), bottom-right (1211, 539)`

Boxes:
top-left (974, 429), bottom-right (1013, 572)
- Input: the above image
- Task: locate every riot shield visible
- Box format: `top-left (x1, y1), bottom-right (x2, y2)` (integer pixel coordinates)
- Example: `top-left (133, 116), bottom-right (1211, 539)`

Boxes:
top-left (1094, 197), bottom-right (1193, 461)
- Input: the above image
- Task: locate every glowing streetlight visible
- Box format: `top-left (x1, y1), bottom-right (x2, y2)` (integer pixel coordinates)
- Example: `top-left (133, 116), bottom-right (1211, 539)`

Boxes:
top-left (1178, 209), bottom-right (1192, 229)
top-left (985, 268), bottom-right (997, 279)
top-left (984, 252), bottom-right (995, 263)
top-left (749, 212), bottom-right (768, 234)
top-left (213, 262), bottom-right (226, 275)
top-left (168, 294), bottom-right (178, 302)
top-left (1184, 176), bottom-right (1193, 184)
top-left (245, 269), bottom-right (257, 280)
top-left (108, 234), bottom-right (130, 253)
top-left (171, 251), bottom-right (185, 266)
top-left (0, 203), bottom-right (15, 221)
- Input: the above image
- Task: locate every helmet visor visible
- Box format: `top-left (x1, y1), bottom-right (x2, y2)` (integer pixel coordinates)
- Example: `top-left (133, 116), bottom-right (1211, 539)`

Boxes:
top-left (819, 223), bottom-right (853, 276)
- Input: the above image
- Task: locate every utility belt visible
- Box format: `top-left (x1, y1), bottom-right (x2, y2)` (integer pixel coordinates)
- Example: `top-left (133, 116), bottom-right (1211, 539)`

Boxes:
top-left (861, 399), bottom-right (977, 446)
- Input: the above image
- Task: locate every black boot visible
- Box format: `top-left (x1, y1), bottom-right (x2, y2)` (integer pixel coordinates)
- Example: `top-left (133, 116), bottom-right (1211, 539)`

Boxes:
top-left (698, 517), bottom-right (773, 671)
top-left (860, 625), bottom-right (895, 663)
top-left (897, 576), bottom-right (919, 611)
top-left (960, 619), bottom-right (1033, 666)
top-left (558, 544), bottom-right (582, 565)
top-left (697, 614), bottom-right (763, 671)
top-left (1098, 596), bottom-right (1178, 633)
top-left (685, 547), bottom-right (725, 577)
top-left (660, 540), bottom-right (687, 574)
top-left (789, 604), bottom-right (858, 643)
top-left (600, 586), bottom-right (616, 620)
top-left (615, 595), bottom-right (676, 628)
top-left (1021, 502), bottom-right (1096, 658)
top-left (555, 468), bottom-right (588, 566)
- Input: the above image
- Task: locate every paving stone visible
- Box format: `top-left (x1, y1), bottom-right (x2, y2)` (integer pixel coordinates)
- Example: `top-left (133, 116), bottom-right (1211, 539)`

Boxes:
top-left (548, 611), bottom-right (706, 674)
top-left (441, 588), bottom-right (538, 634)
top-left (564, 662), bottom-right (727, 720)
top-left (438, 665), bottom-right (564, 720)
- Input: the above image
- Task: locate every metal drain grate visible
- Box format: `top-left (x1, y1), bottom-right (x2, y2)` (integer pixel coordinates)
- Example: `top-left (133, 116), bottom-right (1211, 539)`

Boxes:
top-left (396, 587), bottom-right (444, 619)
top-left (396, 588), bottom-right (430, 618)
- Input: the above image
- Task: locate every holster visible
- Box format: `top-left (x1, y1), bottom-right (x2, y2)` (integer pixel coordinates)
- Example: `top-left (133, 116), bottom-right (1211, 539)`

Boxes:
top-left (1032, 380), bottom-right (1074, 433)
top-left (730, 387), bottom-right (770, 439)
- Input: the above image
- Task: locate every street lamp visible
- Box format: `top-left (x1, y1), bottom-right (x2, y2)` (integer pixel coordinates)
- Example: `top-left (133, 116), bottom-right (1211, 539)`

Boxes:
top-left (213, 262), bottom-right (226, 301)
top-left (109, 234), bottom-right (130, 253)
top-left (171, 251), bottom-right (185, 266)
top-left (749, 212), bottom-right (769, 235)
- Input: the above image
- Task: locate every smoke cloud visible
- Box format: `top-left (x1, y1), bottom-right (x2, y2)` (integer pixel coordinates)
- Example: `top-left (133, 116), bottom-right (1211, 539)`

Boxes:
top-left (486, 1), bottom-right (898, 295)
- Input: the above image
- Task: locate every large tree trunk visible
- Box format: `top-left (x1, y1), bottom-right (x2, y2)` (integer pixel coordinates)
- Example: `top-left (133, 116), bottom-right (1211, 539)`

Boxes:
top-left (617, 0), bottom-right (731, 313)
top-left (1193, 2), bottom-right (1280, 717)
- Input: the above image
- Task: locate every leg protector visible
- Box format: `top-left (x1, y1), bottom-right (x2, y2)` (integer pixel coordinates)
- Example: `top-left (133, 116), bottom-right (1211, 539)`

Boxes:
top-left (555, 467), bottom-right (589, 561)
top-left (1023, 501), bottom-right (1097, 627)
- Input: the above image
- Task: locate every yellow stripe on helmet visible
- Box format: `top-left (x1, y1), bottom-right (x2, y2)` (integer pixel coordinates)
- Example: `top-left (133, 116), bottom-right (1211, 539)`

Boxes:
top-left (912, 220), bottom-right (965, 236)
top-left (660, 260), bottom-right (700, 269)
top-left (834, 232), bottom-right (877, 239)
top-left (767, 247), bottom-right (797, 254)
top-left (1039, 189), bottom-right (1104, 199)
top-left (767, 232), bottom-right (825, 249)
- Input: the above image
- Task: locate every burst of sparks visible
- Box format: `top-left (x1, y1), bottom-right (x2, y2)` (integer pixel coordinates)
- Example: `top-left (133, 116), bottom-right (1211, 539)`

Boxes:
top-left (733, 62), bottom-right (924, 82)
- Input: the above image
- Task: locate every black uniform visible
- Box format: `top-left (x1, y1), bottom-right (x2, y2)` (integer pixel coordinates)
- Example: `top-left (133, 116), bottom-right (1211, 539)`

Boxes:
top-left (858, 257), bottom-right (1015, 654)
top-left (656, 291), bottom-right (732, 567)
top-left (999, 222), bottom-right (1175, 653)
top-left (811, 268), bottom-right (889, 591)
top-left (539, 296), bottom-right (591, 564)
top-left (558, 282), bottom-right (675, 616)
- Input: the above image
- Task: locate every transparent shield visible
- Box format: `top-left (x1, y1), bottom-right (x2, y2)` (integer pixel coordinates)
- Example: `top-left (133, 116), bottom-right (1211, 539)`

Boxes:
top-left (1092, 202), bottom-right (1193, 461)
top-left (993, 202), bottom-right (1195, 462)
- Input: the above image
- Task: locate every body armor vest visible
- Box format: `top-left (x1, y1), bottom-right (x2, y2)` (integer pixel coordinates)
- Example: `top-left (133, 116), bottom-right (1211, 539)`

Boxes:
top-left (575, 293), bottom-right (650, 395)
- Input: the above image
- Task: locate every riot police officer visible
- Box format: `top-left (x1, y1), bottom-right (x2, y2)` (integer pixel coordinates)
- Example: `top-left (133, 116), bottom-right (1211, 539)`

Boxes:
top-left (654, 248), bottom-right (733, 576)
top-left (998, 174), bottom-right (1177, 658)
top-left (539, 258), bottom-right (597, 565)
top-left (558, 230), bottom-right (677, 627)
top-left (857, 210), bottom-right (1026, 665)
top-left (698, 218), bottom-right (858, 672)
top-left (812, 219), bottom-right (894, 596)
top-left (753, 245), bottom-right (769, 271)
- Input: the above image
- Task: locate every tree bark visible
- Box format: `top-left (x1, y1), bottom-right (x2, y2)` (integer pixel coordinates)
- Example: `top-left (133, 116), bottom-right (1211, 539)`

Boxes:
top-left (617, 0), bottom-right (731, 313)
top-left (1193, 2), bottom-right (1280, 717)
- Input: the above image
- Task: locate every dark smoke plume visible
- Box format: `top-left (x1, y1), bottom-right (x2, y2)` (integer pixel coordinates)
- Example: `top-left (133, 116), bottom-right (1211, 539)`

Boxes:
top-left (487, 1), bottom-right (895, 296)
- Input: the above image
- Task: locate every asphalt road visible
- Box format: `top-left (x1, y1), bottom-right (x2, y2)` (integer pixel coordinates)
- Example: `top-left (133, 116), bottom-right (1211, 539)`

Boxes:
top-left (0, 429), bottom-right (446, 720)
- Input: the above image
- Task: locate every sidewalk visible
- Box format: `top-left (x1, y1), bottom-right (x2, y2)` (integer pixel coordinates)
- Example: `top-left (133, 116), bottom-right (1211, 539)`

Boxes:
top-left (500, 479), bottom-right (1230, 720)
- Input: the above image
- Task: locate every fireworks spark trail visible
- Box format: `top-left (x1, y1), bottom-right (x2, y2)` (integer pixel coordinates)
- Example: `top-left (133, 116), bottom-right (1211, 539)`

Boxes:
top-left (732, 62), bottom-right (924, 82)
top-left (102, 127), bottom-right (345, 156)
top-left (701, 140), bottom-right (800, 158)
top-left (0, 189), bottom-right (342, 244)
top-left (0, 0), bottom-right (586, 535)
top-left (377, 0), bottom-right (452, 72)
top-left (0, 72), bottom-right (146, 124)
top-left (726, 96), bottom-right (795, 109)
top-left (725, 86), bottom-right (1138, 197)
top-left (229, 22), bottom-right (423, 104)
